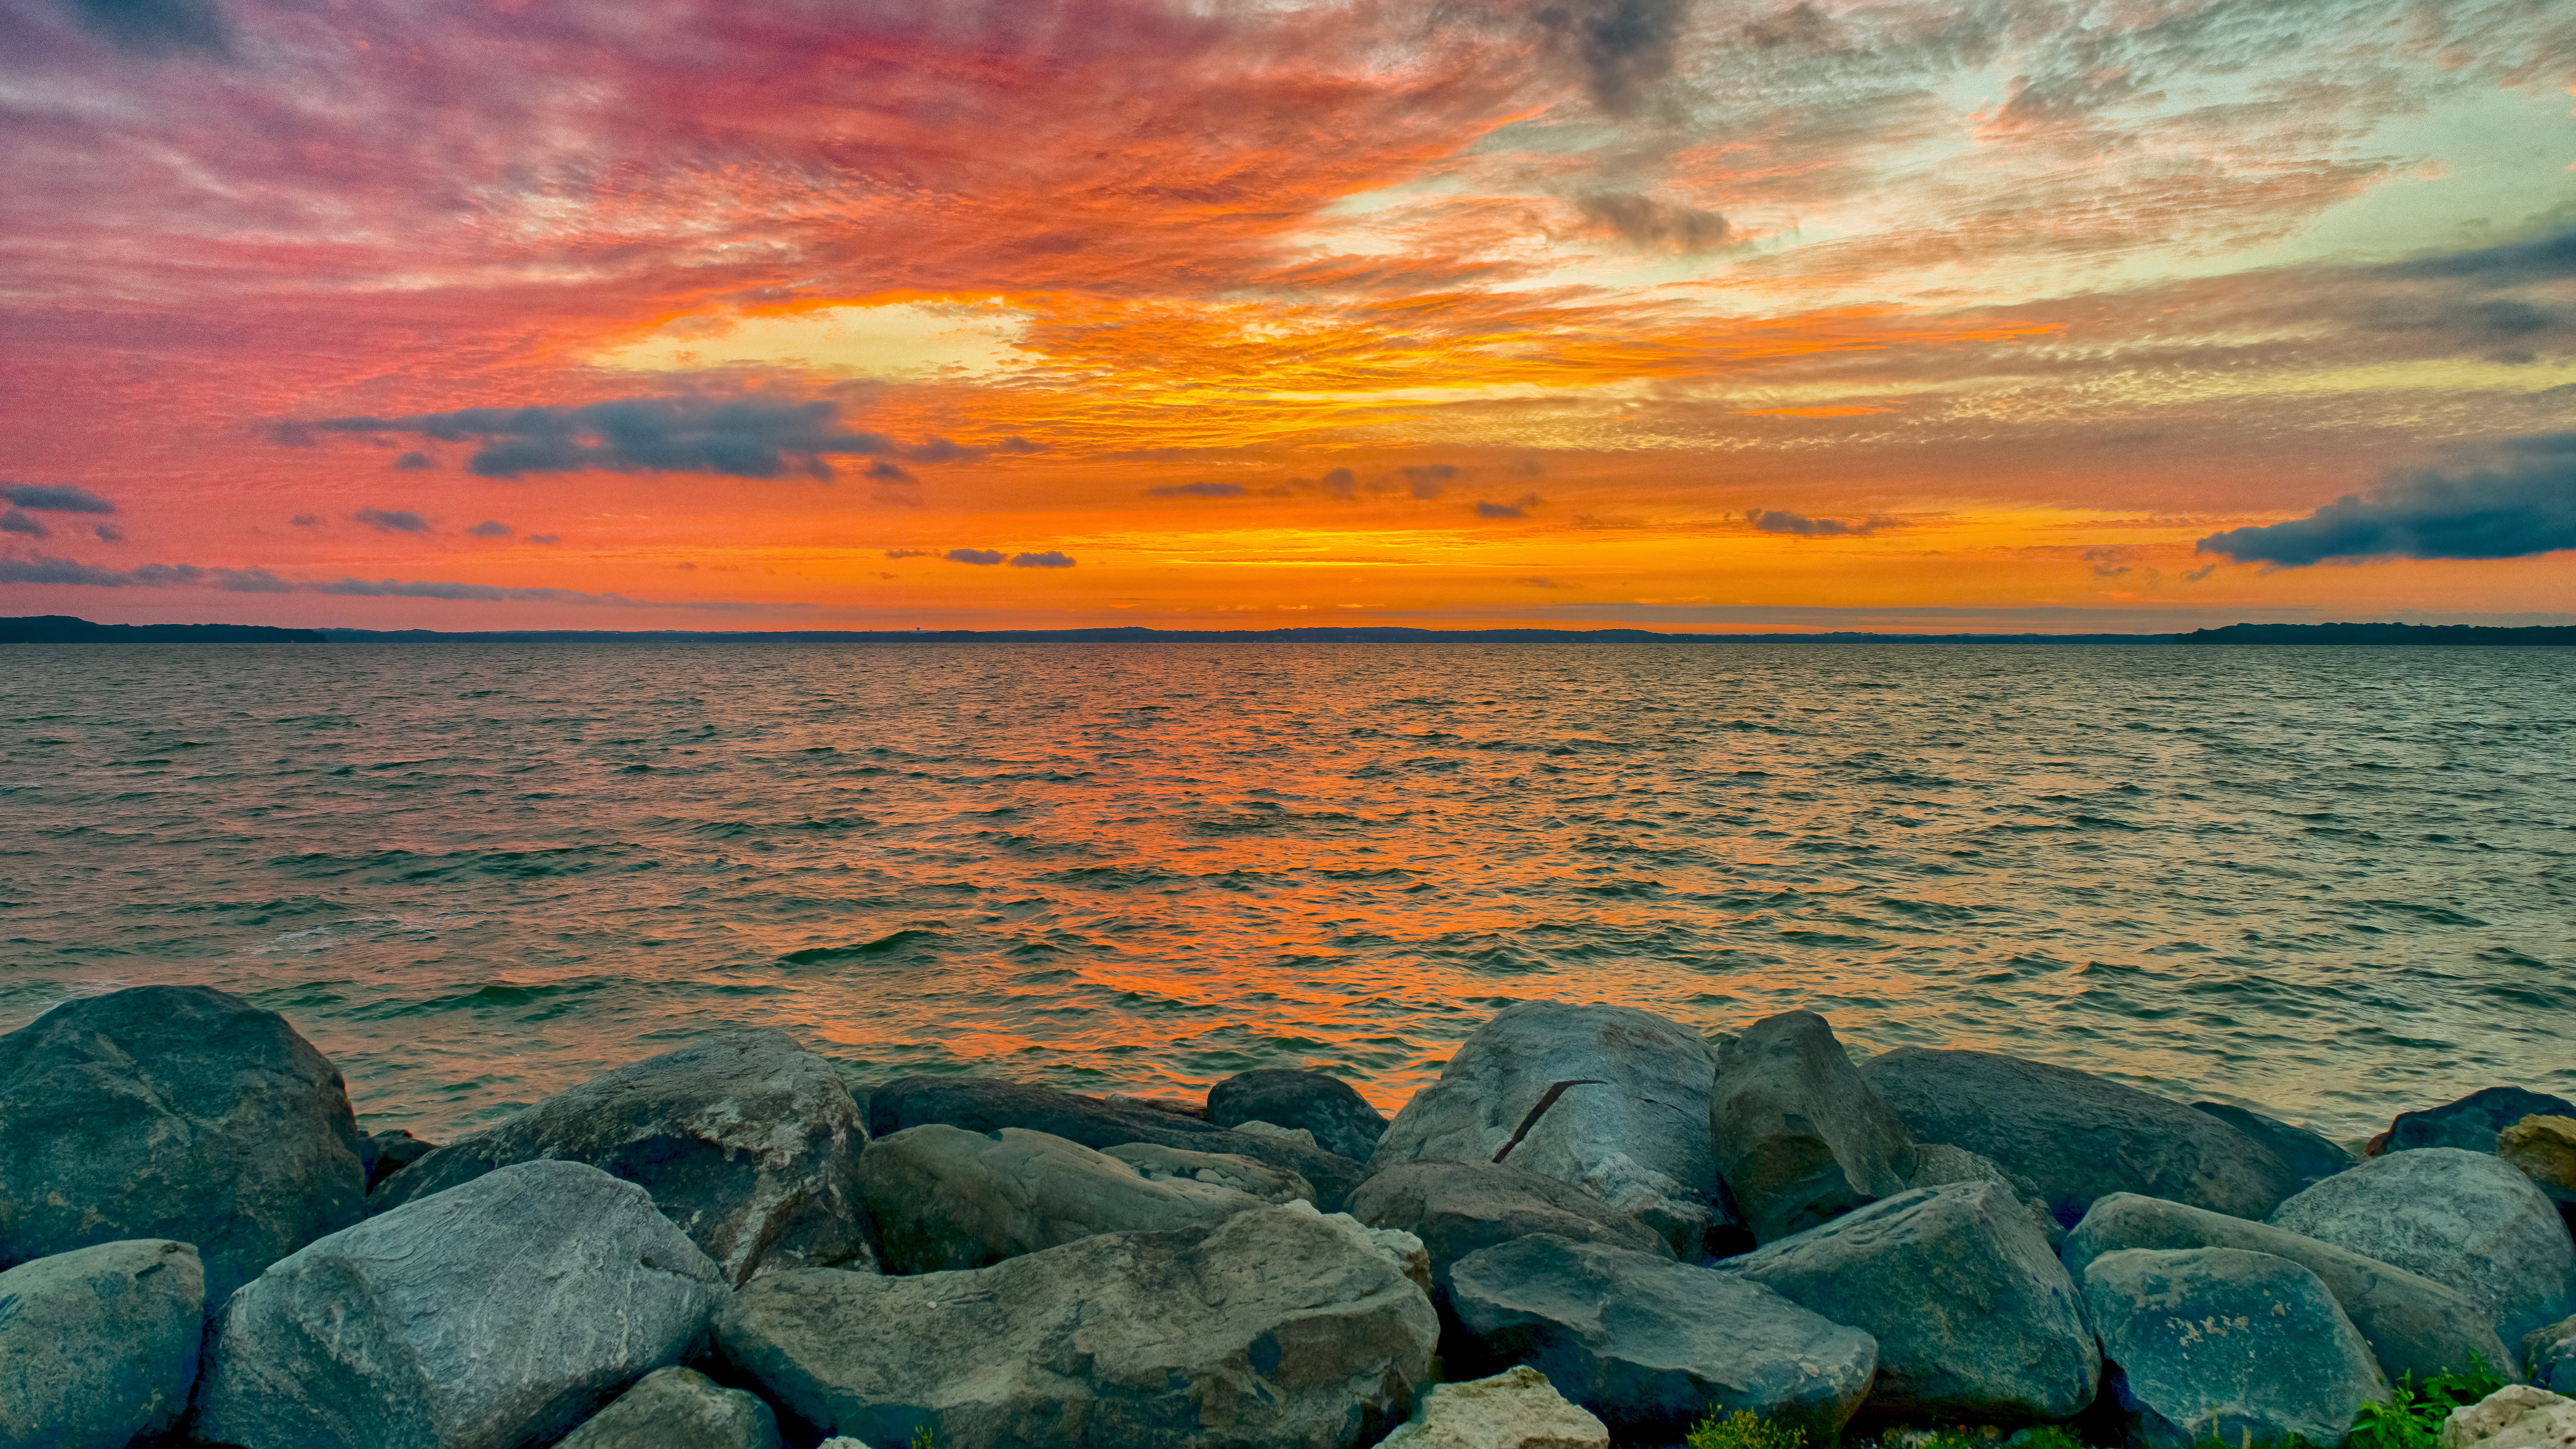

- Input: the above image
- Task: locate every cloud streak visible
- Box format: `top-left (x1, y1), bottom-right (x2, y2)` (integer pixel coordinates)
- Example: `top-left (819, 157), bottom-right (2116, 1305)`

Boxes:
top-left (2197, 434), bottom-right (2576, 566)
top-left (0, 551), bottom-right (767, 608)
top-left (1747, 508), bottom-right (1875, 537)
top-left (1, 483), bottom-right (117, 514)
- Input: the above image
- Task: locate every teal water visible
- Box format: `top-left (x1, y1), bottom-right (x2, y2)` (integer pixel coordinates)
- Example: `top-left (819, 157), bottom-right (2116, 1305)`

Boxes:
top-left (2, 642), bottom-right (2568, 1140)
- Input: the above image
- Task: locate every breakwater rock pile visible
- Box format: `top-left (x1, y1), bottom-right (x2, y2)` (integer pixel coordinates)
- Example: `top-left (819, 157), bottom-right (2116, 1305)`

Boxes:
top-left (3, 986), bottom-right (2573, 1449)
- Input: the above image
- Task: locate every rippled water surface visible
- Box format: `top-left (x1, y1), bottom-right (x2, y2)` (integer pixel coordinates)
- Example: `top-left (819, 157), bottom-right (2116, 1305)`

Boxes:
top-left (3, 641), bottom-right (2570, 1139)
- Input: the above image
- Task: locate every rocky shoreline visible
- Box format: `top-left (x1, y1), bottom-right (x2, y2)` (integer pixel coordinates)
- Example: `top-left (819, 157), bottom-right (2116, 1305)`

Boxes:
top-left (3, 986), bottom-right (2573, 1449)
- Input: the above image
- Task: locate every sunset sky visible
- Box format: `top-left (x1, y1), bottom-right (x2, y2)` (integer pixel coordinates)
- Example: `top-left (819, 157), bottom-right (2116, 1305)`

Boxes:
top-left (2, 0), bottom-right (2571, 632)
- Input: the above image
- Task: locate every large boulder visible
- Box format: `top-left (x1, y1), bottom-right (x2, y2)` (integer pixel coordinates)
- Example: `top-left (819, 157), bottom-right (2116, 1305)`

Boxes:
top-left (1348, 1160), bottom-right (1673, 1305)
top-left (2270, 1147), bottom-right (2576, 1349)
top-left (868, 1074), bottom-right (1368, 1211)
top-left (2442, 1385), bottom-right (2576, 1449)
top-left (0, 984), bottom-right (367, 1305)
top-left (2527, 1317), bottom-right (2576, 1397)
top-left (1378, 1365), bottom-right (1611, 1449)
top-left (1371, 1002), bottom-right (1725, 1254)
top-left (557, 1366), bottom-right (783, 1449)
top-left (193, 1159), bottom-right (729, 1449)
top-left (2065, 1192), bottom-right (2512, 1384)
top-left (856, 1124), bottom-right (1267, 1273)
top-left (2499, 1117), bottom-right (2576, 1210)
top-left (371, 1030), bottom-right (871, 1285)
top-left (1102, 1142), bottom-right (1314, 1203)
top-left (1446, 1233), bottom-right (1877, 1443)
top-left (2389, 1088), bottom-right (2576, 1154)
top-left (1859, 1047), bottom-right (2300, 1224)
top-left (716, 1203), bottom-right (1438, 1449)
top-left (1708, 1011), bottom-right (1918, 1244)
top-left (1209, 1068), bottom-right (1391, 1162)
top-left (0, 1239), bottom-right (203, 1449)
top-left (1722, 1181), bottom-right (2097, 1423)
top-left (2080, 1247), bottom-right (2387, 1449)
top-left (2191, 1102), bottom-right (2355, 1188)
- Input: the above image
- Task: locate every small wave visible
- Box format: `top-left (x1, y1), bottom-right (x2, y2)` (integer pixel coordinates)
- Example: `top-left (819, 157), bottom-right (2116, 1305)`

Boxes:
top-left (779, 928), bottom-right (944, 965)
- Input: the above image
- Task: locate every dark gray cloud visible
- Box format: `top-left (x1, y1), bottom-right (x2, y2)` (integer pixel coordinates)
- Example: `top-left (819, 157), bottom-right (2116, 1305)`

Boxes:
top-left (61, 0), bottom-right (229, 55)
top-left (2378, 230), bottom-right (2576, 289)
top-left (354, 507), bottom-right (430, 533)
top-left (1476, 492), bottom-right (1544, 518)
top-left (466, 519), bottom-right (511, 537)
top-left (1009, 551), bottom-right (1075, 568)
top-left (394, 451), bottom-right (437, 471)
top-left (2196, 433), bottom-right (2576, 567)
top-left (2, 510), bottom-right (50, 538)
top-left (865, 458), bottom-right (915, 483)
top-left (884, 548), bottom-right (934, 558)
top-left (1532, 0), bottom-right (1690, 115)
top-left (94, 523), bottom-right (124, 543)
top-left (290, 514), bottom-right (321, 527)
top-left (1748, 508), bottom-right (1873, 536)
top-left (299, 396), bottom-right (895, 481)
top-left (1577, 193), bottom-right (1731, 252)
top-left (1147, 481), bottom-right (1246, 497)
top-left (1, 482), bottom-right (117, 514)
top-left (0, 554), bottom-right (289, 591)
top-left (1321, 467), bottom-right (1358, 500)
top-left (527, 533), bottom-right (561, 545)
top-left (1403, 464), bottom-right (1458, 499)
top-left (946, 548), bottom-right (1005, 566)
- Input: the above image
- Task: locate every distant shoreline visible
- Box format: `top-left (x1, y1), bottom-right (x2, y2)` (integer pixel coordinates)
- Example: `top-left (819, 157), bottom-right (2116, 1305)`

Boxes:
top-left (4, 614), bottom-right (2573, 645)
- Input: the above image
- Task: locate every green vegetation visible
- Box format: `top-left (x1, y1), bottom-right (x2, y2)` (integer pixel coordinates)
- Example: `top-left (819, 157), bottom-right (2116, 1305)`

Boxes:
top-left (1686, 1409), bottom-right (1811, 1449)
top-left (909, 1428), bottom-right (939, 1449)
top-left (2348, 1356), bottom-right (2511, 1449)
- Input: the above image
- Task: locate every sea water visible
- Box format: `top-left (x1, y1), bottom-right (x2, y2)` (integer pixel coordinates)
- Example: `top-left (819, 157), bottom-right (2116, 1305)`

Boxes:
top-left (3, 641), bottom-right (2569, 1139)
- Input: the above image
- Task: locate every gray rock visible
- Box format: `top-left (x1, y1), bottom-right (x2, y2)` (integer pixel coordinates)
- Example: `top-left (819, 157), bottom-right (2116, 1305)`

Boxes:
top-left (716, 1203), bottom-right (1438, 1449)
top-left (363, 1129), bottom-right (440, 1192)
top-left (2389, 1088), bottom-right (2576, 1155)
top-left (1371, 1002), bottom-right (1726, 1255)
top-left (0, 1239), bottom-right (203, 1449)
top-left (1709, 1011), bottom-right (1918, 1244)
top-left (1446, 1233), bottom-right (1877, 1443)
top-left (1102, 1141), bottom-right (1315, 1203)
top-left (1859, 1047), bottom-right (2301, 1225)
top-left (2269, 1147), bottom-right (2576, 1350)
top-left (2080, 1247), bottom-right (2388, 1449)
top-left (1377, 1365), bottom-right (1611, 1449)
top-left (1722, 1181), bottom-right (2097, 1423)
top-left (867, 1074), bottom-right (1368, 1212)
top-left (2523, 1317), bottom-right (2575, 1395)
top-left (0, 984), bottom-right (367, 1305)
top-left (1348, 1160), bottom-right (1672, 1306)
top-left (1236, 1120), bottom-right (1321, 1150)
top-left (1904, 1144), bottom-right (2065, 1247)
top-left (193, 1159), bottom-right (729, 1449)
top-left (557, 1366), bottom-right (783, 1449)
top-left (2065, 1192), bottom-right (2513, 1385)
top-left (2191, 1102), bottom-right (2355, 1187)
top-left (856, 1124), bottom-right (1267, 1273)
top-left (371, 1030), bottom-right (871, 1285)
top-left (1208, 1068), bottom-right (1391, 1162)
top-left (2441, 1385), bottom-right (2576, 1449)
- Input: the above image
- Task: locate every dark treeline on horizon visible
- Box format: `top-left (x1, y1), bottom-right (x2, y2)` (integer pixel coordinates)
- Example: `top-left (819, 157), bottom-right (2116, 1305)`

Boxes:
top-left (5, 615), bottom-right (2574, 645)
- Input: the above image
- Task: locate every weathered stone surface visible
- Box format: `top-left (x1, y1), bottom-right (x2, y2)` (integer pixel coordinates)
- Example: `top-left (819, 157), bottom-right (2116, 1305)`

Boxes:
top-left (2500, 1117), bottom-right (2576, 1207)
top-left (1378, 1365), bottom-right (1611, 1449)
top-left (194, 1160), bottom-right (729, 1449)
top-left (0, 984), bottom-right (367, 1305)
top-left (2068, 1192), bottom-right (2511, 1386)
top-left (1859, 1047), bottom-right (2301, 1225)
top-left (1372, 1002), bottom-right (1725, 1255)
top-left (1209, 1068), bottom-right (1392, 1162)
top-left (2081, 1247), bottom-right (2387, 1449)
top-left (2191, 1102), bottom-right (2356, 1188)
top-left (372, 1029), bottom-right (871, 1285)
top-left (2390, 1088), bottom-right (2576, 1155)
top-left (857, 1124), bottom-right (1267, 1273)
top-left (0, 1239), bottom-right (203, 1449)
top-left (1236, 1120), bottom-right (1322, 1150)
top-left (1709, 1011), bottom-right (1918, 1244)
top-left (1447, 1233), bottom-right (1877, 1443)
top-left (1905, 1145), bottom-right (2064, 1248)
top-left (1723, 1181), bottom-right (2097, 1423)
top-left (2270, 1147), bottom-right (2576, 1349)
top-left (363, 1129), bottom-right (439, 1193)
top-left (1349, 1161), bottom-right (1673, 1303)
top-left (716, 1203), bottom-right (1438, 1449)
top-left (1103, 1141), bottom-right (1315, 1203)
top-left (2529, 1318), bottom-right (2576, 1397)
top-left (868, 1074), bottom-right (1368, 1212)
top-left (2444, 1385), bottom-right (2576, 1449)
top-left (557, 1366), bottom-right (783, 1449)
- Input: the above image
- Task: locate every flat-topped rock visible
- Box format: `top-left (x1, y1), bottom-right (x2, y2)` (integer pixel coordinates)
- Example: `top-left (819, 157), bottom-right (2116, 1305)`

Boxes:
top-left (1209, 1068), bottom-right (1390, 1161)
top-left (557, 1366), bottom-right (783, 1449)
top-left (857, 1124), bottom-right (1267, 1273)
top-left (0, 1239), bottom-right (203, 1449)
top-left (1103, 1141), bottom-right (1315, 1202)
top-left (1347, 1159), bottom-right (1672, 1306)
top-left (2445, 1386), bottom-right (2576, 1449)
top-left (2389, 1088), bottom-right (2576, 1155)
top-left (0, 984), bottom-right (368, 1305)
top-left (1379, 1365), bottom-right (1611, 1449)
top-left (371, 1029), bottom-right (872, 1285)
top-left (2190, 1102), bottom-right (2355, 1188)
